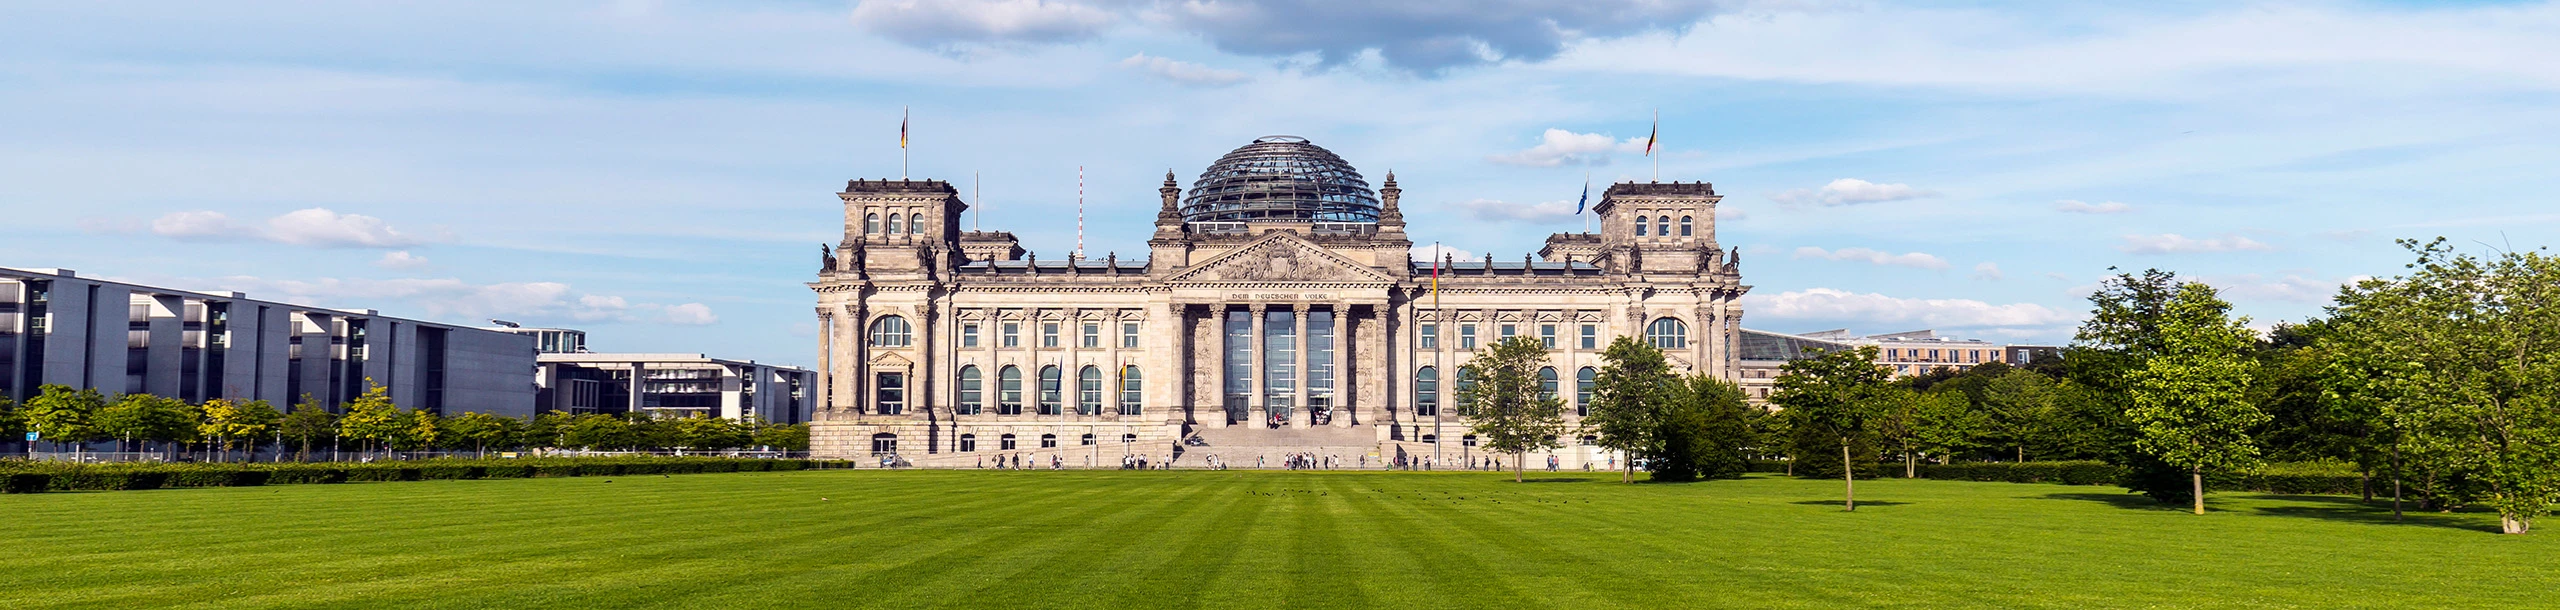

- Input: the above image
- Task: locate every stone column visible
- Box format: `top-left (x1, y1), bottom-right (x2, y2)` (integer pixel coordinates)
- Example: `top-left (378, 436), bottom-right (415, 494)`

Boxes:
top-left (1063, 307), bottom-right (1081, 420)
top-left (1156, 303), bottom-right (1188, 428)
top-left (1104, 307), bottom-right (1122, 422)
top-left (1208, 306), bottom-right (1228, 429)
top-left (1248, 303), bottom-right (1266, 428)
top-left (1356, 303), bottom-right (1386, 428)
top-left (1292, 304), bottom-right (1310, 429)
top-left (816, 308), bottom-right (835, 414)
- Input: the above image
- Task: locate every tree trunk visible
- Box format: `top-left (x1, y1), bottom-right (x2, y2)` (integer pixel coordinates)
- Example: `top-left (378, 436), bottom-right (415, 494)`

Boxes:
top-left (2359, 469), bottom-right (2372, 503)
top-left (2390, 445), bottom-right (2403, 521)
top-left (1841, 441), bottom-right (1855, 512)
top-left (1513, 451), bottom-right (1524, 483)
top-left (2503, 514), bottom-right (2531, 535)
top-left (1622, 463), bottom-right (1633, 484)
top-left (2191, 469), bottom-right (2205, 515)
top-left (1905, 452), bottom-right (1916, 479)
top-left (2016, 445), bottom-right (2023, 463)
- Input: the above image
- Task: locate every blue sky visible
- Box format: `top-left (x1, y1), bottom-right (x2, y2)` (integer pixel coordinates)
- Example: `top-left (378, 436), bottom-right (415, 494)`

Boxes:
top-left (4, 1), bottom-right (2556, 368)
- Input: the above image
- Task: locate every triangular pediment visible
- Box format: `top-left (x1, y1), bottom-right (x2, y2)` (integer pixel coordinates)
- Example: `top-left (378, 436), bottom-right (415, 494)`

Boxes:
top-left (869, 351), bottom-right (914, 368)
top-left (1167, 232), bottom-right (1394, 284)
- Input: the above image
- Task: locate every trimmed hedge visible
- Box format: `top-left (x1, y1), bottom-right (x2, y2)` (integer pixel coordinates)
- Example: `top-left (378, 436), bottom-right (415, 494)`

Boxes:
top-left (1890, 460), bottom-right (2365, 495)
top-left (0, 457), bottom-right (819, 493)
top-left (1919, 461), bottom-right (2125, 486)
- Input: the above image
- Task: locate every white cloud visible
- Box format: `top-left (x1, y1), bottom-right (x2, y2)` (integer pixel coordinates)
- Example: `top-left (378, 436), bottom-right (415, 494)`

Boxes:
top-left (1412, 243), bottom-right (1477, 263)
top-left (263, 208), bottom-right (422, 247)
top-left (1791, 246), bottom-right (1950, 270)
top-left (375, 251), bottom-right (430, 270)
top-left (658, 302), bottom-right (720, 325)
top-left (2205, 273), bottom-right (2361, 303)
top-left (1716, 206), bottom-right (1746, 221)
top-left (138, 208), bottom-right (423, 248)
top-left (1743, 288), bottom-right (2078, 331)
top-left (150, 211), bottom-right (257, 241)
top-left (1452, 198), bottom-right (1579, 223)
top-left (2118, 233), bottom-right (2274, 254)
top-left (1973, 261), bottom-right (2004, 280)
top-left (1487, 128), bottom-right (1648, 167)
top-left (2056, 199), bottom-right (2131, 214)
top-left (1119, 53), bottom-right (1250, 87)
top-left (1770, 178), bottom-right (1936, 206)
top-left (850, 0), bottom-right (1116, 50)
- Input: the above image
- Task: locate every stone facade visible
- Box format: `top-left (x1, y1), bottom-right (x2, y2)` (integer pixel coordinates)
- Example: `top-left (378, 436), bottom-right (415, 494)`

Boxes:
top-left (809, 138), bottom-right (1746, 468)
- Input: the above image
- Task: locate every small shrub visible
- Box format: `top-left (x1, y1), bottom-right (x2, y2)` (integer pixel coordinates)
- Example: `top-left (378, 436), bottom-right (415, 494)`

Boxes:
top-left (482, 464), bottom-right (532, 479)
top-left (417, 463), bottom-right (483, 480)
top-left (4, 473), bottom-right (50, 494)
top-left (343, 464), bottom-right (418, 482)
top-left (265, 465), bottom-right (347, 485)
top-left (576, 463), bottom-right (620, 476)
top-left (534, 464), bottom-right (583, 478)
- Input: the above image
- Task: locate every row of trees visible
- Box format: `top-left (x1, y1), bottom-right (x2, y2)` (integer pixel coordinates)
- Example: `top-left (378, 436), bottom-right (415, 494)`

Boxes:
top-left (0, 384), bottom-right (811, 461)
top-left (1457, 334), bottom-right (1763, 484)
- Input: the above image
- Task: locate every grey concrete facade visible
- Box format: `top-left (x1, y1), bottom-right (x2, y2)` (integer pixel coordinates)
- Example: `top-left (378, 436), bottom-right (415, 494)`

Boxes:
top-left (534, 353), bottom-right (814, 423)
top-left (0, 267), bottom-right (536, 417)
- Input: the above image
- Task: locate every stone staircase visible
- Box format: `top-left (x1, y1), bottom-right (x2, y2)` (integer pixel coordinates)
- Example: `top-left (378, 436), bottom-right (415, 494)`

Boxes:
top-left (1169, 425), bottom-right (1384, 469)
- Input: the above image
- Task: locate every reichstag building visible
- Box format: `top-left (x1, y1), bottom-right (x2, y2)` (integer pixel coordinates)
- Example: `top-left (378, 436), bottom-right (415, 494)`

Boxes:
top-left (810, 136), bottom-right (1746, 467)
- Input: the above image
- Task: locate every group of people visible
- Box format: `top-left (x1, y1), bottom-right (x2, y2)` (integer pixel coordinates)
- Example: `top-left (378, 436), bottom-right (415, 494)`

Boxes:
top-left (1272, 452), bottom-right (1342, 470)
top-left (976, 453), bottom-right (1064, 470)
top-left (1118, 454), bottom-right (1168, 470)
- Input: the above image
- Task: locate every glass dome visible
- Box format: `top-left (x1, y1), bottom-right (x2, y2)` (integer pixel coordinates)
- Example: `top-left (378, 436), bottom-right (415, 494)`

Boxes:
top-left (1181, 136), bottom-right (1380, 223)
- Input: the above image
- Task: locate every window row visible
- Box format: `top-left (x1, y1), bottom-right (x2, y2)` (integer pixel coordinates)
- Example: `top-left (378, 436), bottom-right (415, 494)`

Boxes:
top-left (1412, 365), bottom-right (1599, 417)
top-left (1415, 317), bottom-right (1688, 350)
top-left (871, 316), bottom-right (1147, 350)
top-left (1631, 214), bottom-right (1695, 238)
top-left (944, 364), bottom-right (1142, 416)
top-left (863, 212), bottom-right (930, 236)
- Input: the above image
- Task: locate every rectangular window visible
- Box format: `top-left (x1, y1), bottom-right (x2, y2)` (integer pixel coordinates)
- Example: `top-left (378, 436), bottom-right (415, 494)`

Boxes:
top-left (1928, 349), bottom-right (1940, 361)
top-left (962, 323), bottom-right (980, 348)
top-left (1121, 322), bottom-right (1140, 348)
top-left (1001, 322), bottom-right (1020, 348)
top-left (958, 370), bottom-right (982, 415)
top-left (959, 436), bottom-right (977, 452)
top-left (875, 372), bottom-right (905, 415)
top-left (1540, 324), bottom-right (1557, 349)
top-left (1579, 324), bottom-right (1597, 350)
top-left (1223, 311), bottom-right (1252, 424)
top-left (1081, 322), bottom-right (1100, 348)
top-left (1460, 324), bottom-right (1477, 349)
top-left (1307, 311), bottom-right (1334, 407)
top-left (1500, 324), bottom-right (1517, 340)
top-left (1042, 322), bottom-right (1060, 348)
top-left (1263, 310), bottom-right (1297, 411)
top-left (1001, 436), bottom-right (1018, 450)
top-left (1419, 323), bottom-right (1438, 349)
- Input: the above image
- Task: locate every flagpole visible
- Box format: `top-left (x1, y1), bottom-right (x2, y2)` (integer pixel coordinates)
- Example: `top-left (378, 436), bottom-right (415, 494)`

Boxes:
top-left (901, 106), bottom-right (910, 180)
top-left (1652, 108), bottom-right (1660, 182)
top-left (973, 172), bottom-right (981, 231)
top-left (1582, 172), bottom-right (1591, 234)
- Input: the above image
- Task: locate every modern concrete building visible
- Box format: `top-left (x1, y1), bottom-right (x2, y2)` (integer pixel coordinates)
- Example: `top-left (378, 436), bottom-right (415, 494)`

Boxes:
top-left (808, 135), bottom-right (1751, 468)
top-left (534, 353), bottom-right (814, 423)
top-left (0, 267), bottom-right (537, 416)
top-left (489, 326), bottom-right (588, 355)
top-left (1797, 329), bottom-right (2024, 378)
top-left (1735, 328), bottom-right (1858, 402)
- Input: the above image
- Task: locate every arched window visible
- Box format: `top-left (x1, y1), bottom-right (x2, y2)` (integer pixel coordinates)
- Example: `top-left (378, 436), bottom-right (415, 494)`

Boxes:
top-left (1576, 367), bottom-right (1597, 416)
top-left (1456, 368), bottom-right (1479, 417)
top-left (1080, 433), bottom-right (1095, 446)
top-left (865, 213), bottom-right (881, 235)
top-left (1679, 216), bottom-right (1693, 236)
top-left (1038, 365), bottom-right (1062, 415)
top-left (1000, 433), bottom-right (1018, 450)
top-left (957, 366), bottom-right (983, 415)
top-left (1647, 317), bottom-right (1689, 349)
top-left (1656, 216), bottom-right (1670, 236)
top-left (909, 213), bottom-right (925, 235)
top-left (1121, 433), bottom-right (1137, 443)
top-left (1414, 366), bottom-right (1439, 417)
top-left (869, 433), bottom-right (897, 455)
top-left (1040, 433), bottom-right (1057, 448)
top-left (958, 433), bottom-right (977, 452)
top-left (886, 213), bottom-right (903, 235)
top-left (998, 366), bottom-right (1023, 415)
top-left (1538, 367), bottom-right (1559, 402)
top-left (1635, 215), bottom-right (1649, 236)
top-left (1119, 366), bottom-right (1142, 415)
top-left (1420, 434), bottom-right (1438, 444)
top-left (1077, 365), bottom-right (1103, 415)
top-left (869, 316), bottom-right (912, 347)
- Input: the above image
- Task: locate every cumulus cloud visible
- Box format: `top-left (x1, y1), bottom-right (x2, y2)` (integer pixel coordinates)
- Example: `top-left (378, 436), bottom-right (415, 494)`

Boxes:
top-left (1973, 262), bottom-right (2004, 281)
top-left (1164, 0), bottom-right (1724, 74)
top-left (2056, 199), bottom-right (2131, 214)
top-left (1770, 178), bottom-right (1936, 206)
top-left (375, 251), bottom-right (430, 270)
top-left (659, 303), bottom-right (720, 326)
top-left (1743, 288), bottom-right (2078, 331)
top-left (134, 208), bottom-right (424, 248)
top-left (150, 211), bottom-right (257, 241)
top-left (1452, 198), bottom-right (1578, 223)
top-left (1791, 246), bottom-right (1950, 270)
top-left (1412, 243), bottom-right (1476, 263)
top-left (1487, 128), bottom-right (1648, 167)
top-left (1119, 53), bottom-right (1251, 87)
top-left (2118, 233), bottom-right (2274, 254)
top-left (849, 0), bottom-right (1116, 51)
top-left (191, 275), bottom-right (704, 325)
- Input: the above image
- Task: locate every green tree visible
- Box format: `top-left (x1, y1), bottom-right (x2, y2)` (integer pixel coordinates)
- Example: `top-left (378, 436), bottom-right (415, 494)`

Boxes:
top-left (279, 399), bottom-right (336, 461)
top-left (443, 412), bottom-right (521, 457)
top-left (563, 413), bottom-right (633, 450)
top-left (1870, 387), bottom-right (1934, 478)
top-left (96, 393), bottom-right (165, 453)
top-left (1460, 336), bottom-right (1569, 483)
top-left (2126, 282), bottom-right (2266, 515)
top-left (2073, 269), bottom-right (2205, 504)
top-left (1912, 390), bottom-right (1987, 468)
top-left (2332, 239), bottom-right (2560, 534)
top-left (0, 395), bottom-right (22, 447)
top-left (22, 385), bottom-right (105, 457)
top-left (393, 409), bottom-right (442, 454)
top-left (1980, 369), bottom-right (2061, 462)
top-left (675, 416), bottom-right (748, 451)
top-left (338, 384), bottom-right (403, 458)
top-left (200, 399), bottom-right (281, 462)
top-left (1652, 374), bottom-right (1756, 482)
top-left (1772, 346), bottom-right (1891, 510)
top-left (1583, 336), bottom-right (1677, 483)
top-left (754, 421), bottom-right (810, 452)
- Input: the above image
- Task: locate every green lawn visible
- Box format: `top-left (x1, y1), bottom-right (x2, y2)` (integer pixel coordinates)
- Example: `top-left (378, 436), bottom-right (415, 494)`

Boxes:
top-left (3, 470), bottom-right (2550, 609)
